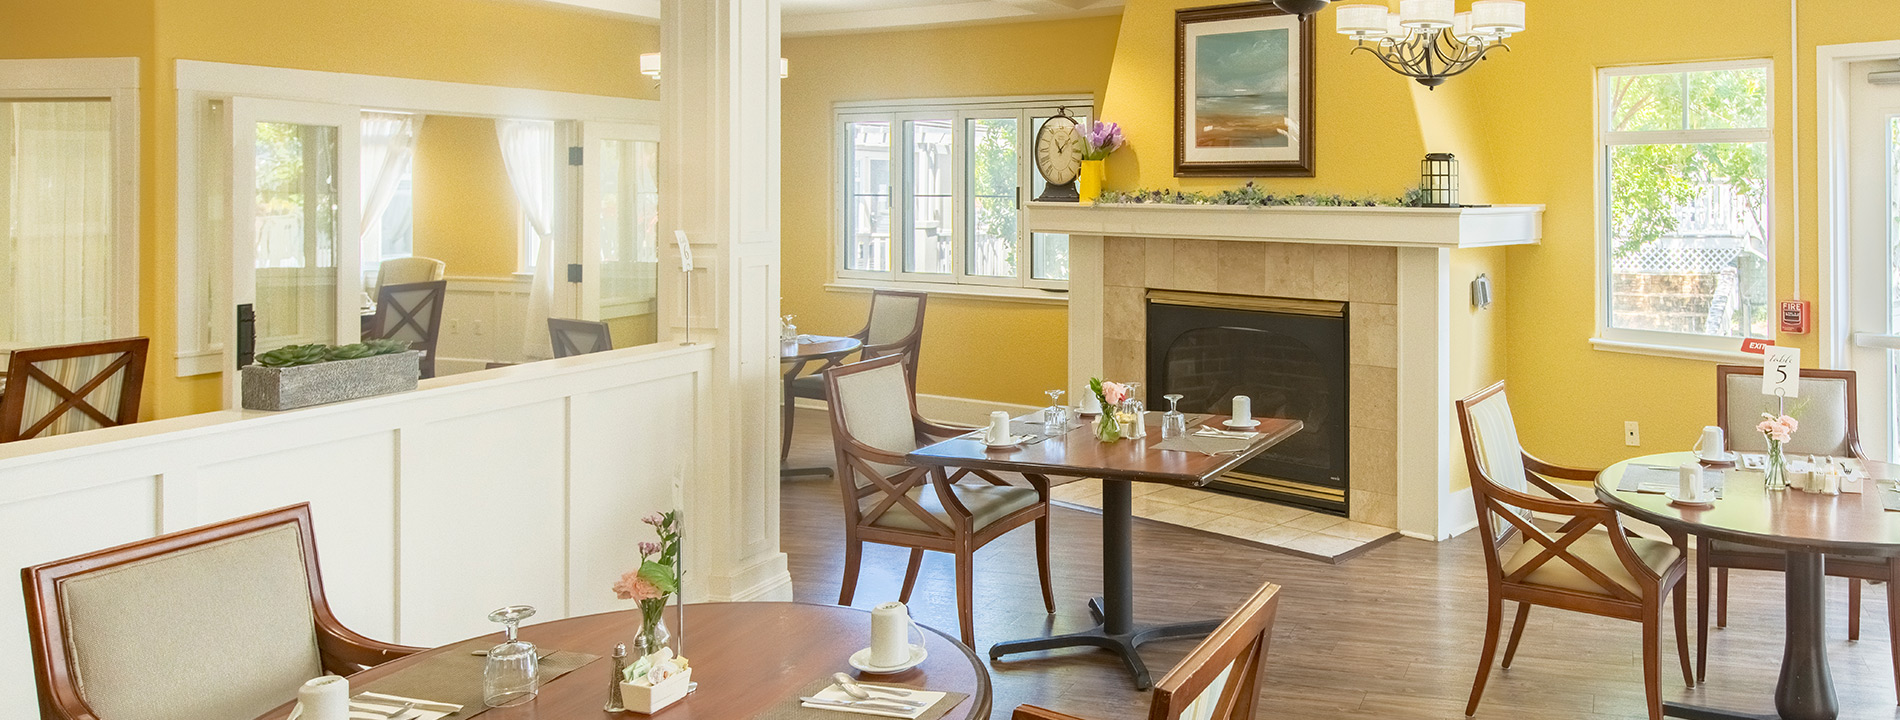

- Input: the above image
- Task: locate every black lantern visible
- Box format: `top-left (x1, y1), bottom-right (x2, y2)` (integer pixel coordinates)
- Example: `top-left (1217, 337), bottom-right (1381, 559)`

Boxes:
top-left (1421, 153), bottom-right (1459, 207)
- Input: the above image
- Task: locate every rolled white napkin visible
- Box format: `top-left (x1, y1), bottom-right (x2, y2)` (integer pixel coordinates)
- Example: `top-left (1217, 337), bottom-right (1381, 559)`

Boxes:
top-left (295, 676), bottom-right (349, 720)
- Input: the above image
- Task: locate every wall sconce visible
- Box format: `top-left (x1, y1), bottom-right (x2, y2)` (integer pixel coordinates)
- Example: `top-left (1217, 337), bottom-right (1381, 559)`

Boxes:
top-left (638, 53), bottom-right (789, 80)
top-left (1471, 273), bottom-right (1493, 309)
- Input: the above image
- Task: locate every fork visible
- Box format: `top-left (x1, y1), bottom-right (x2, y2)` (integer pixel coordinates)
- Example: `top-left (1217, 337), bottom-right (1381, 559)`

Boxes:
top-left (348, 701), bottom-right (414, 718)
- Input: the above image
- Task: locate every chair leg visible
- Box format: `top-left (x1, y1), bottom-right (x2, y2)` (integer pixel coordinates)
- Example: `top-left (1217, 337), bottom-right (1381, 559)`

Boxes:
top-left (955, 547), bottom-right (976, 648)
top-left (1850, 579), bottom-right (1862, 642)
top-left (1717, 567), bottom-right (1729, 628)
top-left (1500, 602), bottom-right (1531, 669)
top-left (1643, 603), bottom-right (1664, 720)
top-left (780, 381), bottom-right (796, 463)
top-left (898, 549), bottom-right (924, 604)
top-left (1674, 579), bottom-right (1694, 688)
top-left (1465, 595), bottom-right (1505, 717)
top-left (839, 540), bottom-right (863, 606)
top-left (1888, 565), bottom-right (1899, 705)
top-left (1696, 538), bottom-right (1711, 683)
top-left (1035, 513), bottom-right (1056, 614)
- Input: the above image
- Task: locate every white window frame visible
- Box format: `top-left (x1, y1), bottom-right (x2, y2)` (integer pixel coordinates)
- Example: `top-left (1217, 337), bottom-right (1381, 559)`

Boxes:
top-left (0, 58), bottom-right (142, 349)
top-left (1592, 59), bottom-right (1775, 362)
top-left (834, 95), bottom-right (1086, 299)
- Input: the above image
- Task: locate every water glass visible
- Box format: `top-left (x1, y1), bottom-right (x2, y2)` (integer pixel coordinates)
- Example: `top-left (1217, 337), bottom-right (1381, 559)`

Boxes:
top-left (1042, 389), bottom-right (1068, 434)
top-left (1161, 394), bottom-right (1188, 439)
top-left (483, 605), bottom-right (540, 708)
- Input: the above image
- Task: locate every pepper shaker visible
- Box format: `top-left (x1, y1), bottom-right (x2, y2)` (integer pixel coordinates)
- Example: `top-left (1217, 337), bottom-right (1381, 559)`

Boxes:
top-left (604, 643), bottom-right (628, 712)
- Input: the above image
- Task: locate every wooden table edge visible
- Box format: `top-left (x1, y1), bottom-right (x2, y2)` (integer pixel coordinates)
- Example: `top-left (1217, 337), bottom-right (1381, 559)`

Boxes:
top-left (904, 418), bottom-right (1303, 486)
top-left (1594, 458), bottom-right (1900, 556)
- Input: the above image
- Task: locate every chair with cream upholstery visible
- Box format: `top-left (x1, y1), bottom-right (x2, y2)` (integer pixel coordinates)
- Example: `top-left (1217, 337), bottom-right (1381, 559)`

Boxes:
top-left (21, 503), bottom-right (416, 720)
top-left (1703, 365), bottom-right (1897, 698)
top-left (548, 318), bottom-right (613, 358)
top-left (376, 256), bottom-right (445, 289)
top-left (785, 288), bottom-right (928, 461)
top-left (825, 352), bottom-right (1051, 647)
top-left (1456, 381), bottom-right (1692, 720)
top-left (0, 338), bottom-right (149, 444)
top-left (1012, 581), bottom-right (1282, 720)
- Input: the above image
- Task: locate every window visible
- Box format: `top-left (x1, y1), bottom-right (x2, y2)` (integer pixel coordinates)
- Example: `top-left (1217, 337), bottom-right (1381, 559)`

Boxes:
top-left (1598, 61), bottom-right (1771, 352)
top-left (0, 98), bottom-right (129, 349)
top-left (360, 111), bottom-right (420, 286)
top-left (837, 97), bottom-right (1085, 292)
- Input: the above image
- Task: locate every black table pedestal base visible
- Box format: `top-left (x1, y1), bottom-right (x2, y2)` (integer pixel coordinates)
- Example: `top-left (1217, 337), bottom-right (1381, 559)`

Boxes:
top-left (1660, 551), bottom-right (1837, 720)
top-left (780, 465), bottom-right (833, 478)
top-left (1663, 702), bottom-right (1776, 720)
top-left (989, 596), bottom-right (1220, 690)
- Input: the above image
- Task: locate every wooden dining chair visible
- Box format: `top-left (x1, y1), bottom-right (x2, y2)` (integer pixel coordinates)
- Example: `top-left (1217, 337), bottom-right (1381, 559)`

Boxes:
top-left (0, 337), bottom-right (149, 444)
top-left (367, 280), bottom-right (447, 379)
top-left (785, 288), bottom-right (929, 460)
top-left (1456, 381), bottom-right (1693, 720)
top-left (1011, 582), bottom-right (1282, 720)
top-left (548, 318), bottom-right (613, 358)
top-left (1703, 365), bottom-right (1898, 698)
top-left (825, 353), bottom-right (1051, 647)
top-left (21, 503), bottom-right (418, 720)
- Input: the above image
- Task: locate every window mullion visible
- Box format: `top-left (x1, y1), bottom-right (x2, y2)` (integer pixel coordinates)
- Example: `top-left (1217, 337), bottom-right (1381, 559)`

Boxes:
top-left (952, 111), bottom-right (970, 286)
top-left (1015, 109), bottom-right (1031, 287)
top-left (893, 114), bottom-right (912, 282)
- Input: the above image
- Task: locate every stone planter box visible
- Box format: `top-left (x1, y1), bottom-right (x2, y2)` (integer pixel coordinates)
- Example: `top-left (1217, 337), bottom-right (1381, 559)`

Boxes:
top-left (241, 351), bottom-right (421, 411)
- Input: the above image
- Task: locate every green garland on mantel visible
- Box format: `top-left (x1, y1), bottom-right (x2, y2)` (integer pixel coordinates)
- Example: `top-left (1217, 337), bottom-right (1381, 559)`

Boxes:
top-left (1095, 182), bottom-right (1428, 208)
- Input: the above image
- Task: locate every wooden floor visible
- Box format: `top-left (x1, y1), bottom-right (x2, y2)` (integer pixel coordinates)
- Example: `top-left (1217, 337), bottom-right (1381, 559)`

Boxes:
top-left (780, 409), bottom-right (1900, 720)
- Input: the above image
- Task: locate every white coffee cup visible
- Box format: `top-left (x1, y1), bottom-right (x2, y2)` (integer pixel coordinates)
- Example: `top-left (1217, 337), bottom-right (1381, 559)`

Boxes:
top-left (1677, 463), bottom-right (1703, 501)
top-left (1691, 426), bottom-right (1726, 461)
top-left (869, 601), bottom-right (925, 668)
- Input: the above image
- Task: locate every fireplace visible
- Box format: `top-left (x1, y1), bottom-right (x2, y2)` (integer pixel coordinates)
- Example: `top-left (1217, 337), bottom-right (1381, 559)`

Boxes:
top-left (1146, 290), bottom-right (1350, 515)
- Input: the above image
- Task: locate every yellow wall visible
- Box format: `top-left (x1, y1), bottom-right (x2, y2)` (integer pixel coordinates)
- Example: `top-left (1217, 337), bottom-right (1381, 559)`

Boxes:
top-left (121, 0), bottom-right (659, 417)
top-left (780, 16), bottom-right (1122, 406)
top-left (1479, 0), bottom-right (1900, 468)
top-left (411, 115), bottom-right (522, 279)
top-left (1450, 247), bottom-right (1508, 490)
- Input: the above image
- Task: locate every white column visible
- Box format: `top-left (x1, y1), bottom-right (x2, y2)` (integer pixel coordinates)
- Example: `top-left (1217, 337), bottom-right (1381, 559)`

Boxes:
top-left (1068, 234), bottom-right (1106, 401)
top-left (662, 0), bottom-right (793, 602)
top-left (1395, 247), bottom-right (1459, 540)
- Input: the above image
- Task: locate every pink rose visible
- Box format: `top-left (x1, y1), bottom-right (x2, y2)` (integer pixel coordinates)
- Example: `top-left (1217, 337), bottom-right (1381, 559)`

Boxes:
top-left (613, 570), bottom-right (665, 601)
top-left (1102, 382), bottom-right (1127, 407)
top-left (1779, 415), bottom-right (1798, 433)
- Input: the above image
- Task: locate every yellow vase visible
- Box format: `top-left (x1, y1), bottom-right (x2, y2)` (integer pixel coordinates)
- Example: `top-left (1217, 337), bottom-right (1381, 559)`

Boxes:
top-left (1078, 160), bottom-right (1106, 203)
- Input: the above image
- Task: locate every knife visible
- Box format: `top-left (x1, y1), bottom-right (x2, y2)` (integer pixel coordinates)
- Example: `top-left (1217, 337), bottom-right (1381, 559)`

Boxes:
top-left (800, 696), bottom-right (918, 713)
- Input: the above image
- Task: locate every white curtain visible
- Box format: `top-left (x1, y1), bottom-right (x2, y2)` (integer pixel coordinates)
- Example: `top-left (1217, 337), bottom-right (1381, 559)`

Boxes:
top-left (360, 111), bottom-right (423, 281)
top-left (0, 101), bottom-right (115, 347)
top-left (497, 119), bottom-right (559, 360)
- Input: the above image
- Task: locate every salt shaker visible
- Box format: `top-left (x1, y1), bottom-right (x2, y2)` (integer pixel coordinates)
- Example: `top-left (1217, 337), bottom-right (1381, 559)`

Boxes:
top-left (604, 643), bottom-right (628, 712)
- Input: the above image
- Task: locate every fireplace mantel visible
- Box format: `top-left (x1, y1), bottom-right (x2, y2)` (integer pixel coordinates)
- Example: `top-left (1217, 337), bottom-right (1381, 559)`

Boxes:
top-left (1048, 200), bottom-right (1538, 542)
top-left (1025, 201), bottom-right (1543, 249)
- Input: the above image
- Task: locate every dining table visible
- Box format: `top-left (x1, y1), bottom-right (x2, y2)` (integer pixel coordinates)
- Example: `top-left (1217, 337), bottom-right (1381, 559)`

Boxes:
top-left (1598, 452), bottom-right (1900, 720)
top-left (907, 410), bottom-right (1302, 690)
top-left (780, 334), bottom-right (864, 478)
top-left (255, 602), bottom-right (990, 720)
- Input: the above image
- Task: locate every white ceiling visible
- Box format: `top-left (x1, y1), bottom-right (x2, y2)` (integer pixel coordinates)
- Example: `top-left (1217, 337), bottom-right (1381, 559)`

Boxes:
top-left (541, 0), bottom-right (1125, 35)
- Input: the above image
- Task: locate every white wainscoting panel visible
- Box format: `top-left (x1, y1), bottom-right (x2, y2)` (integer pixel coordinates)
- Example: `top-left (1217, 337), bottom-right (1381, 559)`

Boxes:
top-left (436, 276), bottom-right (532, 373)
top-left (0, 341), bottom-right (758, 714)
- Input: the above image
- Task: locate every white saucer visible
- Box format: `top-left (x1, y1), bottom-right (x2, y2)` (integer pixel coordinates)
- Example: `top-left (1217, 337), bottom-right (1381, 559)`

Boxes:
top-left (849, 644), bottom-right (929, 674)
top-left (1695, 450), bottom-right (1738, 465)
top-left (1666, 491), bottom-right (1715, 508)
top-left (1222, 418), bottom-right (1262, 429)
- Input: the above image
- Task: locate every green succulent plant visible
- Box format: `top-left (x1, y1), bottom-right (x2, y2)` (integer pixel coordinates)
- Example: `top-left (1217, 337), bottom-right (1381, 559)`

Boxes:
top-left (324, 343), bottom-right (380, 361)
top-left (255, 344), bottom-right (332, 368)
top-left (362, 338), bottom-right (413, 356)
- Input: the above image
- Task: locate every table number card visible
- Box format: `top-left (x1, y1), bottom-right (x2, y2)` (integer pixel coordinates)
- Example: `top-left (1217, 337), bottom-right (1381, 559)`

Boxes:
top-left (1763, 345), bottom-right (1800, 398)
top-left (674, 229), bottom-right (694, 272)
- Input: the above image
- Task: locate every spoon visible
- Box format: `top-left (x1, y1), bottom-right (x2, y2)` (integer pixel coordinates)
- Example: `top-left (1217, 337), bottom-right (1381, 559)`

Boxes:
top-left (833, 672), bottom-right (916, 699)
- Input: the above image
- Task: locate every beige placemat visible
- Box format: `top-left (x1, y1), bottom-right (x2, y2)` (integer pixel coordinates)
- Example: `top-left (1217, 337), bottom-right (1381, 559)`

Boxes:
top-left (1152, 434), bottom-right (1253, 455)
top-left (752, 679), bottom-right (969, 720)
top-left (358, 638), bottom-right (599, 716)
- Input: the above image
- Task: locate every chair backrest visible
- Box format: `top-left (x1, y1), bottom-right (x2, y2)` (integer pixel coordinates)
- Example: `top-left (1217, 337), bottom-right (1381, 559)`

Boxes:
top-left (1147, 582), bottom-right (1281, 720)
top-left (825, 354), bottom-right (952, 536)
top-left (858, 289), bottom-right (927, 383)
top-left (1716, 365), bottom-right (1858, 458)
top-left (377, 256), bottom-right (444, 287)
top-left (370, 280), bottom-right (447, 379)
top-left (548, 318), bottom-right (613, 358)
top-left (0, 337), bottom-right (149, 444)
top-left (1453, 381), bottom-right (1532, 544)
top-left (22, 504), bottom-right (341, 720)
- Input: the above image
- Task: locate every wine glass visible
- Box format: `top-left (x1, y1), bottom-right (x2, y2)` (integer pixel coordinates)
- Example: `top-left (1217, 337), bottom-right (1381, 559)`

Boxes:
top-left (483, 605), bottom-right (540, 708)
top-left (1162, 394), bottom-right (1188, 438)
top-left (1042, 389), bottom-right (1067, 434)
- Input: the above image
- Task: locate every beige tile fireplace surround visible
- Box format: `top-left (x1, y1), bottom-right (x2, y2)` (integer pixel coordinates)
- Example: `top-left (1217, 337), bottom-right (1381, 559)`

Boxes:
top-left (1028, 201), bottom-right (1543, 541)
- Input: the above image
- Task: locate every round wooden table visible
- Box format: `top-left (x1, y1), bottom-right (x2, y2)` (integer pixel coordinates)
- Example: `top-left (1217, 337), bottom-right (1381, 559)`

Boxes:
top-left (1598, 452), bottom-right (1900, 720)
top-left (259, 602), bottom-right (989, 720)
top-left (779, 335), bottom-right (862, 478)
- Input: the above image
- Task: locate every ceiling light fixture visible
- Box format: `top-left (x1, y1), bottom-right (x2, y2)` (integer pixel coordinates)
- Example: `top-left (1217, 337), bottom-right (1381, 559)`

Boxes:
top-left (1271, 0), bottom-right (1333, 18)
top-left (638, 53), bottom-right (790, 81)
top-left (1335, 0), bottom-right (1525, 88)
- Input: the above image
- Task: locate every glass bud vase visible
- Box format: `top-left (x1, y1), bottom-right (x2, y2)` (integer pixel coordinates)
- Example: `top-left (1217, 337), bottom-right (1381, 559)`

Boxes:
top-left (1763, 440), bottom-right (1789, 491)
top-left (1095, 410), bottom-right (1122, 442)
top-left (634, 612), bottom-right (671, 658)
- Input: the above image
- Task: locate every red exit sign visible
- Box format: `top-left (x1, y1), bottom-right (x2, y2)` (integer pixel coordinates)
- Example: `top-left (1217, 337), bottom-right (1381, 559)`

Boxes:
top-left (1741, 338), bottom-right (1774, 355)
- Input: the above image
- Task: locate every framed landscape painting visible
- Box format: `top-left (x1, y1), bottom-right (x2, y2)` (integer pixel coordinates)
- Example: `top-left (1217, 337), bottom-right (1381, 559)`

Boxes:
top-left (1175, 3), bottom-right (1315, 177)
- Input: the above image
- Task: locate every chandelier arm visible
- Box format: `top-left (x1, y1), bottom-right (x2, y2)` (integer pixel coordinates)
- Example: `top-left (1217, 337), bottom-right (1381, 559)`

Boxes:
top-left (1355, 44), bottom-right (1432, 81)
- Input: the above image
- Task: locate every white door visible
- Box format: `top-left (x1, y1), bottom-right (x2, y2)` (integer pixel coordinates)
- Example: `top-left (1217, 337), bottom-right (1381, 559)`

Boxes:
top-left (225, 98), bottom-right (362, 404)
top-left (1844, 63), bottom-right (1900, 459)
top-left (578, 122), bottom-right (661, 347)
